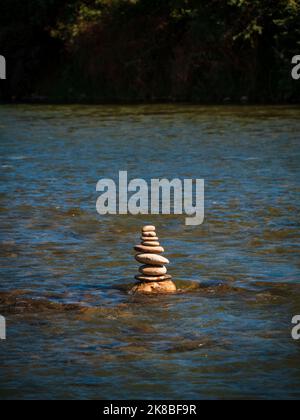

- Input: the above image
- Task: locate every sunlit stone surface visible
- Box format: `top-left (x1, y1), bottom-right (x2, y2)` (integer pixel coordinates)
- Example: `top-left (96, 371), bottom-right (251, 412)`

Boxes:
top-left (132, 226), bottom-right (176, 294)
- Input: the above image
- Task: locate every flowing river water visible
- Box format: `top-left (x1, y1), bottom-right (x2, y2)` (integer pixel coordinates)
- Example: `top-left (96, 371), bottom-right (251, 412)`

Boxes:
top-left (0, 105), bottom-right (299, 399)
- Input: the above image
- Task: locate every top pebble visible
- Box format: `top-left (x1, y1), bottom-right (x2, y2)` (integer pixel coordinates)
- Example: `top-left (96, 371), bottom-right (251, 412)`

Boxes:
top-left (142, 225), bottom-right (156, 232)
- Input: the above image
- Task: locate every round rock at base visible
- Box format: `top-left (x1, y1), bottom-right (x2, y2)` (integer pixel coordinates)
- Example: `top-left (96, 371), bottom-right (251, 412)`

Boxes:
top-left (131, 280), bottom-right (177, 294)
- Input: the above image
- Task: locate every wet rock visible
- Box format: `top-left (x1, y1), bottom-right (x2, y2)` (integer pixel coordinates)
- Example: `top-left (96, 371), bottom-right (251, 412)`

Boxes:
top-left (131, 280), bottom-right (177, 294)
top-left (0, 291), bottom-right (80, 315)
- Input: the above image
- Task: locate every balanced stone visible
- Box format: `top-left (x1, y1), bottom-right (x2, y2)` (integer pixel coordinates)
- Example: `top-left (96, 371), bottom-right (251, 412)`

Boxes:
top-left (142, 241), bottom-right (160, 247)
top-left (135, 274), bottom-right (172, 282)
top-left (134, 245), bottom-right (164, 254)
top-left (142, 225), bottom-right (156, 232)
top-left (135, 253), bottom-right (169, 266)
top-left (141, 236), bottom-right (159, 241)
top-left (139, 265), bottom-right (167, 276)
top-left (142, 231), bottom-right (157, 237)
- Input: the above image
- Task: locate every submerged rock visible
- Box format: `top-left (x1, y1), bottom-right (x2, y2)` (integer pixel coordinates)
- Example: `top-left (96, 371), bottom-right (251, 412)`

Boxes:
top-left (0, 290), bottom-right (80, 315)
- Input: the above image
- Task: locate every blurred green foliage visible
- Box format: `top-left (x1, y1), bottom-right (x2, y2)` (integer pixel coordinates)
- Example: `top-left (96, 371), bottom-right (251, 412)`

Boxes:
top-left (0, 0), bottom-right (299, 102)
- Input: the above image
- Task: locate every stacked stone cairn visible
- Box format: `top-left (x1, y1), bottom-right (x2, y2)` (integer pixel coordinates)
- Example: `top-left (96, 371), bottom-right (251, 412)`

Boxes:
top-left (132, 225), bottom-right (177, 293)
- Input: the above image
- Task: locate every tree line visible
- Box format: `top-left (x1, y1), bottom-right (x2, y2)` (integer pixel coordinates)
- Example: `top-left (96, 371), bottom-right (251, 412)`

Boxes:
top-left (0, 0), bottom-right (299, 103)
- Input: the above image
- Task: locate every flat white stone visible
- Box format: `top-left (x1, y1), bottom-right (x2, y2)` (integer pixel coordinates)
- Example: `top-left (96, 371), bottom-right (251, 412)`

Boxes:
top-left (135, 253), bottom-right (169, 266)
